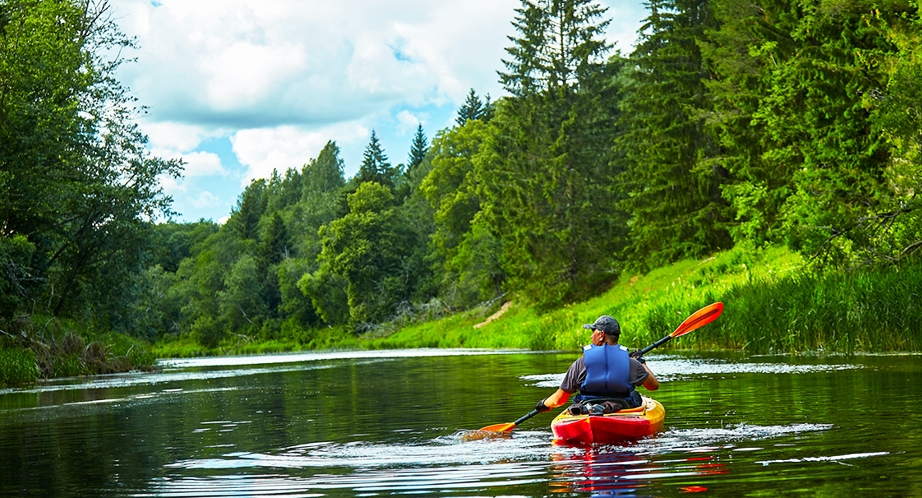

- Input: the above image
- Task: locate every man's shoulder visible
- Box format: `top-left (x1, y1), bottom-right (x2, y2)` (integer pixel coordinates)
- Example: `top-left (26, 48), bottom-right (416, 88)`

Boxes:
top-left (583, 344), bottom-right (629, 351)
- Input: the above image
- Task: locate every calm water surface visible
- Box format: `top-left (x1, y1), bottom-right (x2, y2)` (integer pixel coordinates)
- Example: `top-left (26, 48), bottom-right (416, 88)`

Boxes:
top-left (1, 349), bottom-right (921, 497)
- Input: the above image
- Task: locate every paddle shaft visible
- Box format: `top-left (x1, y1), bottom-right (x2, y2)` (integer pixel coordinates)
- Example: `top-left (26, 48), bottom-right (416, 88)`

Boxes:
top-left (634, 334), bottom-right (673, 357)
top-left (513, 409), bottom-right (540, 426)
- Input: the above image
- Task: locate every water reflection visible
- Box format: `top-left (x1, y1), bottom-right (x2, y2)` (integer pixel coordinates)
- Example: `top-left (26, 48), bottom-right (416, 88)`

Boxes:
top-left (146, 422), bottom-right (846, 496)
top-left (550, 449), bottom-right (658, 496)
top-left (1, 350), bottom-right (919, 497)
top-left (149, 431), bottom-right (565, 496)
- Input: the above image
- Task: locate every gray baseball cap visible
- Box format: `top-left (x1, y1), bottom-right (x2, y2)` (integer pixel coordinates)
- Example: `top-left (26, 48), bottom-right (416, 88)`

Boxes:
top-left (582, 315), bottom-right (621, 335)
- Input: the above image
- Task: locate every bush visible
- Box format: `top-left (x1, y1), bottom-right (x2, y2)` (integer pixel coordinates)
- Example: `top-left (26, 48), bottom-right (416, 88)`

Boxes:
top-left (190, 315), bottom-right (224, 348)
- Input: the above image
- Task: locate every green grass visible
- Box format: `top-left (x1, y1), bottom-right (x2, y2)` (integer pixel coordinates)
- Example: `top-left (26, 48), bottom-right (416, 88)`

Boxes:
top-left (363, 245), bottom-right (922, 354)
top-left (700, 263), bottom-right (922, 353)
top-left (363, 245), bottom-right (805, 352)
top-left (153, 323), bottom-right (363, 357)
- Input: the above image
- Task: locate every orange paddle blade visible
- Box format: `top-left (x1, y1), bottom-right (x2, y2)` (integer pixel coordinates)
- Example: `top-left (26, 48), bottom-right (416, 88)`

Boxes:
top-left (478, 422), bottom-right (516, 432)
top-left (671, 302), bottom-right (723, 338)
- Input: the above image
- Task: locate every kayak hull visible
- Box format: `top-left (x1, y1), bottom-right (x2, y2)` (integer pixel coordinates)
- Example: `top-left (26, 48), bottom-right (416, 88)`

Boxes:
top-left (551, 396), bottom-right (665, 445)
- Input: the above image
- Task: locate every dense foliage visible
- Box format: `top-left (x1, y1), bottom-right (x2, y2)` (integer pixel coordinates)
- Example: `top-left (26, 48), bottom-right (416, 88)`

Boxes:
top-left (0, 0), bottom-right (179, 340)
top-left (4, 0), bottom-right (922, 370)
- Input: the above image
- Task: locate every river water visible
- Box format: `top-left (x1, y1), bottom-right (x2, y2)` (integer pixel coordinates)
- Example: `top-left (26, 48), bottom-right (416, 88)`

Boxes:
top-left (1, 349), bottom-right (920, 497)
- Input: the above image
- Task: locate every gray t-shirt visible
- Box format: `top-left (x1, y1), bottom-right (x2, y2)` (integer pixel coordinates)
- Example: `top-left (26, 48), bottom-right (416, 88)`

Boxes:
top-left (560, 349), bottom-right (649, 394)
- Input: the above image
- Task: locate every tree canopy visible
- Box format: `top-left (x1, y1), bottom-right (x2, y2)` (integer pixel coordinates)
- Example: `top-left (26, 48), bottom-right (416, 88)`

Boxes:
top-left (0, 0), bottom-right (181, 329)
top-left (6, 0), bottom-right (922, 352)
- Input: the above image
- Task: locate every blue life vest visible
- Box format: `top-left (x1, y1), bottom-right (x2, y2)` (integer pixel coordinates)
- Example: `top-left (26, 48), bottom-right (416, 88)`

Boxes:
top-left (579, 344), bottom-right (634, 396)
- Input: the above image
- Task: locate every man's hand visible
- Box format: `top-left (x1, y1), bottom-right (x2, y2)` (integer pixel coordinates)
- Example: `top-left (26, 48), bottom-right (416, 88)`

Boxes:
top-left (631, 350), bottom-right (646, 363)
top-left (534, 398), bottom-right (551, 413)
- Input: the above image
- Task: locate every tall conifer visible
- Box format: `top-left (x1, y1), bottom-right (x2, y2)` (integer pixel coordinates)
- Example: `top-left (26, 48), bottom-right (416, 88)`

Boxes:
top-left (455, 89), bottom-right (486, 126)
top-left (356, 131), bottom-right (397, 189)
top-left (482, 0), bottom-right (622, 306)
top-left (615, 0), bottom-right (731, 269)
top-left (407, 124), bottom-right (429, 173)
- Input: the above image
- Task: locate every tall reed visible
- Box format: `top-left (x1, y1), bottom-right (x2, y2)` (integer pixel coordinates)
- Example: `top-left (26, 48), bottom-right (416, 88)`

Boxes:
top-left (0, 348), bottom-right (40, 386)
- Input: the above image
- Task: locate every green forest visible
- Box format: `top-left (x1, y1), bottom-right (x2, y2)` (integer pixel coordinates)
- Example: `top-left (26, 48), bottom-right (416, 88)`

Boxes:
top-left (3, 0), bottom-right (922, 384)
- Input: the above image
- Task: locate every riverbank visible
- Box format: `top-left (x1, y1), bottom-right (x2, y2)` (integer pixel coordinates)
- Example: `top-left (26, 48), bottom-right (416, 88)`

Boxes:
top-left (6, 243), bottom-right (918, 387)
top-left (0, 319), bottom-right (157, 387)
top-left (153, 245), bottom-right (922, 358)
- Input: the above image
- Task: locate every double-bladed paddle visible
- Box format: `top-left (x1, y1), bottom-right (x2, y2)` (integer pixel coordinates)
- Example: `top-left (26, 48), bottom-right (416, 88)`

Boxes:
top-left (476, 302), bottom-right (724, 434)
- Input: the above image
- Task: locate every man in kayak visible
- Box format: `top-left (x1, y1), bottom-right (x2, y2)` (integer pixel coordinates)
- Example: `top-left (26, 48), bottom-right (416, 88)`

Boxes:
top-left (533, 315), bottom-right (659, 415)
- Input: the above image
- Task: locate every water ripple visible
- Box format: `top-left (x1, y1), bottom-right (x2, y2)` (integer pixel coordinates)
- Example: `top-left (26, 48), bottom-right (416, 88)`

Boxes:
top-left (149, 422), bottom-right (840, 496)
top-left (524, 356), bottom-right (864, 387)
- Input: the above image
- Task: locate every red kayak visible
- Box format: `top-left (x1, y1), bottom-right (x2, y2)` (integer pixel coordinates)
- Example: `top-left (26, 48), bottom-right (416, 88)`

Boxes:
top-left (551, 396), bottom-right (665, 445)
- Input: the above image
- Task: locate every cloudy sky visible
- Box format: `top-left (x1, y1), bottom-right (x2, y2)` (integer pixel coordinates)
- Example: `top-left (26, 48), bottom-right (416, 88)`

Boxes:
top-left (110, 0), bottom-right (647, 223)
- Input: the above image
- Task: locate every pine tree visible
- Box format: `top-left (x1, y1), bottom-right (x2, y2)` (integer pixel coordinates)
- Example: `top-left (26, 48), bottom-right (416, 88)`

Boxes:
top-left (303, 141), bottom-right (346, 199)
top-left (230, 180), bottom-right (267, 241)
top-left (407, 124), bottom-right (429, 173)
top-left (356, 131), bottom-right (397, 189)
top-left (455, 89), bottom-right (485, 126)
top-left (291, 140), bottom-right (347, 268)
top-left (257, 212), bottom-right (290, 317)
top-left (701, 0), bottom-right (908, 265)
top-left (481, 0), bottom-right (622, 306)
top-left (259, 213), bottom-right (290, 268)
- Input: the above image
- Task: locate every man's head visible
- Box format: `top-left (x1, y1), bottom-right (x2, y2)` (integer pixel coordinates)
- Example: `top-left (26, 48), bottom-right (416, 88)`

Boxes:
top-left (583, 315), bottom-right (621, 343)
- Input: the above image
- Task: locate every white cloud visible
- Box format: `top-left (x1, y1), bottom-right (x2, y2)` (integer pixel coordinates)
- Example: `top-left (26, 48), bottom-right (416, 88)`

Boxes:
top-left (114, 0), bottom-right (644, 131)
top-left (230, 123), bottom-right (369, 184)
top-left (604, 1), bottom-right (647, 53)
top-left (142, 122), bottom-right (212, 152)
top-left (112, 0), bottom-right (518, 128)
top-left (110, 0), bottom-right (648, 221)
top-left (157, 173), bottom-right (186, 195)
top-left (191, 191), bottom-right (223, 209)
top-left (142, 123), bottom-right (227, 177)
top-left (180, 151), bottom-right (225, 177)
top-left (200, 41), bottom-right (307, 109)
top-left (395, 110), bottom-right (421, 134)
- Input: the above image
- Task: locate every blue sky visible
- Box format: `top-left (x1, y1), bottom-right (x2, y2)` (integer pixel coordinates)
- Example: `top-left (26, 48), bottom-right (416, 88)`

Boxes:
top-left (111, 0), bottom-right (648, 223)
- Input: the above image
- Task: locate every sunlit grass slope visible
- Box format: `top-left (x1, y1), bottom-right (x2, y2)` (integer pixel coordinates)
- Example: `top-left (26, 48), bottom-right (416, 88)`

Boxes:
top-left (365, 246), bottom-right (799, 352)
top-left (366, 245), bottom-right (922, 354)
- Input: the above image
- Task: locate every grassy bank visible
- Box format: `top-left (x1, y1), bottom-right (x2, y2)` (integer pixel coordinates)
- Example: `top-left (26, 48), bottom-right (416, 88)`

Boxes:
top-left (154, 245), bottom-right (922, 357)
top-left (376, 246), bottom-right (921, 354)
top-left (0, 318), bottom-right (158, 387)
top-left (364, 246), bottom-right (806, 352)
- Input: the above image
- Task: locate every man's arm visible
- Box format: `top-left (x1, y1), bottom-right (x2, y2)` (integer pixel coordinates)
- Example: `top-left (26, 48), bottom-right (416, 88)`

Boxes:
top-left (535, 359), bottom-right (583, 412)
top-left (542, 388), bottom-right (571, 409)
top-left (641, 363), bottom-right (659, 391)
